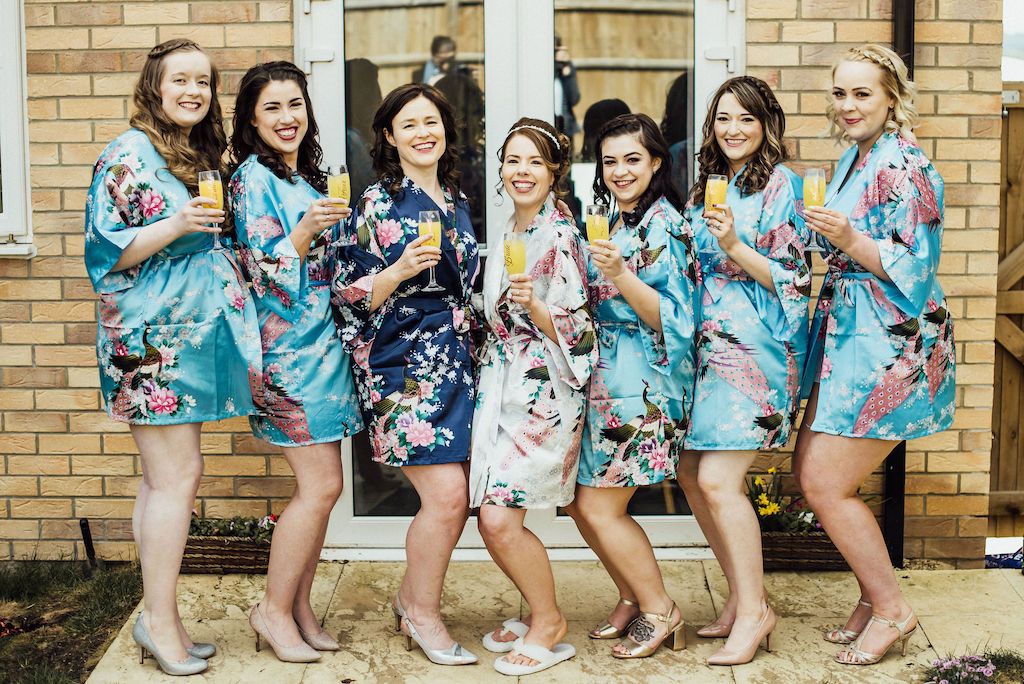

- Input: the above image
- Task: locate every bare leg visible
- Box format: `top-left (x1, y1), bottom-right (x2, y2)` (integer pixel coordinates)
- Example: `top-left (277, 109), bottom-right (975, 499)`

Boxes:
top-left (793, 386), bottom-right (916, 658)
top-left (132, 423), bottom-right (204, 663)
top-left (398, 462), bottom-right (470, 650)
top-left (677, 453), bottom-right (739, 628)
top-left (565, 486), bottom-right (679, 654)
top-left (693, 450), bottom-right (769, 657)
top-left (478, 505), bottom-right (567, 667)
top-left (259, 442), bottom-right (343, 647)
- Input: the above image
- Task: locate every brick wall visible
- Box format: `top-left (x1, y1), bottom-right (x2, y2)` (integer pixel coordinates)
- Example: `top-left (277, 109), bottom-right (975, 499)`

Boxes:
top-left (1, 1), bottom-right (293, 561)
top-left (746, 0), bottom-right (1001, 568)
top-left (0, 0), bottom-right (1002, 568)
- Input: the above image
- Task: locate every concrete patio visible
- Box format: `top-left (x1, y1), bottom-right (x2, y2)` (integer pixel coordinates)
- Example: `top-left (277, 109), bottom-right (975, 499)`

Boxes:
top-left (87, 561), bottom-right (1024, 683)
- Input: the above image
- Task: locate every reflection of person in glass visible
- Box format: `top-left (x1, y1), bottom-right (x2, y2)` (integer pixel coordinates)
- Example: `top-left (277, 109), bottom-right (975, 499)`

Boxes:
top-left (679, 76), bottom-right (810, 666)
top-left (229, 61), bottom-right (362, 663)
top-left (332, 83), bottom-right (480, 667)
top-left (434, 61), bottom-right (485, 239)
top-left (661, 71), bottom-right (693, 200)
top-left (554, 35), bottom-right (580, 138)
top-left (472, 118), bottom-right (595, 677)
top-left (345, 58), bottom-right (381, 202)
top-left (566, 114), bottom-right (698, 661)
top-left (581, 99), bottom-right (630, 163)
top-left (413, 35), bottom-right (469, 86)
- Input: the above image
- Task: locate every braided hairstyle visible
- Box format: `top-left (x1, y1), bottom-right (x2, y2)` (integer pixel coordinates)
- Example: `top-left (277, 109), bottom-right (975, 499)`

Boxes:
top-left (129, 39), bottom-right (227, 193)
top-left (827, 43), bottom-right (918, 143)
top-left (689, 76), bottom-right (789, 207)
top-left (230, 61), bottom-right (327, 194)
top-left (496, 117), bottom-right (572, 201)
top-left (591, 113), bottom-right (681, 226)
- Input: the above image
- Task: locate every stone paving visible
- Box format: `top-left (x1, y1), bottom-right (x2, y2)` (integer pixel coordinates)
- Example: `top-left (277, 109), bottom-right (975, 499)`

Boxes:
top-left (87, 561), bottom-right (1024, 683)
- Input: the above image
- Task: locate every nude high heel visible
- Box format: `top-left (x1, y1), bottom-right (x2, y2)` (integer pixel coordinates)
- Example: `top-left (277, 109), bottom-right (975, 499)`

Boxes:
top-left (835, 610), bottom-right (917, 665)
top-left (706, 603), bottom-right (776, 666)
top-left (248, 604), bottom-right (321, 663)
top-left (611, 601), bottom-right (686, 659)
top-left (824, 599), bottom-right (873, 644)
top-left (589, 597), bottom-right (640, 640)
top-left (132, 612), bottom-right (208, 676)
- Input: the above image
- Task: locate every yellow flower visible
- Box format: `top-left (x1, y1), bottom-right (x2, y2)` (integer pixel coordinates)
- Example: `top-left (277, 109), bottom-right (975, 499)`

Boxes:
top-left (765, 502), bottom-right (781, 515)
top-left (757, 506), bottom-right (770, 516)
top-left (754, 476), bottom-right (765, 487)
top-left (768, 466), bottom-right (777, 475)
top-left (757, 493), bottom-right (770, 506)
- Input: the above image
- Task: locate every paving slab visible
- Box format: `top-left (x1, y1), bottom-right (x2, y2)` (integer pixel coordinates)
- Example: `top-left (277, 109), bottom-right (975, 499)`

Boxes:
top-left (898, 568), bottom-right (1021, 617)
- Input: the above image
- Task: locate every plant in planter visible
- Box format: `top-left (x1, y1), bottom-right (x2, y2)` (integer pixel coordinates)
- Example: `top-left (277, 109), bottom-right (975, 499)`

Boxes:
top-left (181, 513), bottom-right (277, 574)
top-left (748, 468), bottom-right (848, 571)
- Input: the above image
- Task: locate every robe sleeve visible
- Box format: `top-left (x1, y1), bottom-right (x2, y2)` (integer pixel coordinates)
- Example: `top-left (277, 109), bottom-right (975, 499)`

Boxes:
top-left (230, 164), bottom-right (307, 323)
top-left (84, 140), bottom-right (151, 294)
top-left (874, 149), bottom-right (944, 317)
top-left (542, 224), bottom-right (597, 390)
top-left (331, 194), bottom-right (390, 347)
top-left (752, 169), bottom-right (811, 341)
top-left (639, 208), bottom-right (699, 375)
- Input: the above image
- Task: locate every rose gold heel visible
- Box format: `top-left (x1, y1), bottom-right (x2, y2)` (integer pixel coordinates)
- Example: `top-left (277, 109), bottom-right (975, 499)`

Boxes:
top-left (589, 597), bottom-right (639, 640)
top-left (835, 610), bottom-right (917, 666)
top-left (706, 603), bottom-right (776, 666)
top-left (824, 599), bottom-right (873, 644)
top-left (611, 601), bottom-right (685, 659)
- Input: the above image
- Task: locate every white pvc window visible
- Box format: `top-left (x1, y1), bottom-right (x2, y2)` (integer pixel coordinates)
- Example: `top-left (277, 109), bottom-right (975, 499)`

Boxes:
top-left (0, 2), bottom-right (34, 258)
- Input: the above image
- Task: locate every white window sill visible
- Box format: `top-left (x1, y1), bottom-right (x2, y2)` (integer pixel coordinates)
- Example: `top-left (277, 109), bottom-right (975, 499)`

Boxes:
top-left (0, 241), bottom-right (37, 259)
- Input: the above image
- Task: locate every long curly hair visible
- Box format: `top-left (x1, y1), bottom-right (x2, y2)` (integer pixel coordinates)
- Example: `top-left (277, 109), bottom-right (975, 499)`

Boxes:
top-left (689, 76), bottom-right (789, 206)
top-left (129, 39), bottom-right (227, 193)
top-left (371, 83), bottom-right (460, 198)
top-left (230, 61), bottom-right (327, 194)
top-left (826, 43), bottom-right (918, 143)
top-left (496, 118), bottom-right (572, 201)
top-left (592, 113), bottom-right (681, 226)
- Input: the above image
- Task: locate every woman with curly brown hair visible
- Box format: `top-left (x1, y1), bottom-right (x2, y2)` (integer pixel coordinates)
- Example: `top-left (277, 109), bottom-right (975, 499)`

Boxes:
top-left (677, 76), bottom-right (811, 665)
top-left (84, 39), bottom-right (262, 675)
top-left (471, 118), bottom-right (597, 677)
top-left (332, 83), bottom-right (480, 667)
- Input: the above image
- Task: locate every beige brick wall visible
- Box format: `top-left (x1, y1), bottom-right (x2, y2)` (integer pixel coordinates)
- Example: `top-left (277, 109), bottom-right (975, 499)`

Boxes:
top-left (1, 1), bottom-right (293, 561)
top-left (746, 0), bottom-right (1001, 568)
top-left (0, 0), bottom-right (1002, 568)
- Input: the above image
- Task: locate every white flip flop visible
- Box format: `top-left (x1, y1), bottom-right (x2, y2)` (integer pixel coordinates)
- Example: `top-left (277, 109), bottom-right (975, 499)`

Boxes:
top-left (493, 637), bottom-right (576, 676)
top-left (481, 618), bottom-right (528, 653)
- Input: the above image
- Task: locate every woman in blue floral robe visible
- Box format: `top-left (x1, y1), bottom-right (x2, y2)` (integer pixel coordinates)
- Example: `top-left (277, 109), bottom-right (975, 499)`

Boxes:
top-left (794, 45), bottom-right (954, 667)
top-left (84, 40), bottom-right (259, 675)
top-left (677, 77), bottom-right (809, 665)
top-left (228, 62), bottom-right (363, 660)
top-left (564, 114), bottom-right (698, 660)
top-left (332, 84), bottom-right (480, 666)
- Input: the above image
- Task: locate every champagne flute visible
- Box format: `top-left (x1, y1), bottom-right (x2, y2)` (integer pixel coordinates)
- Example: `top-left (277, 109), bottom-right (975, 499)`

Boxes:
top-left (585, 204), bottom-right (609, 242)
top-left (417, 210), bottom-right (444, 292)
top-left (705, 173), bottom-right (728, 210)
top-left (198, 170), bottom-right (223, 249)
top-left (504, 231), bottom-right (528, 313)
top-left (804, 168), bottom-right (827, 209)
top-left (327, 164), bottom-right (351, 207)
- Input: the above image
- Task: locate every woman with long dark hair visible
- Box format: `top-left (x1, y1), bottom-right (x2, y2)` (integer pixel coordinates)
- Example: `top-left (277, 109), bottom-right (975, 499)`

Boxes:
top-left (84, 39), bottom-right (262, 675)
top-left (229, 61), bottom-right (363, 663)
top-left (795, 44), bottom-right (953, 666)
top-left (332, 83), bottom-right (480, 666)
top-left (678, 76), bottom-right (810, 665)
top-left (563, 113), bottom-right (699, 660)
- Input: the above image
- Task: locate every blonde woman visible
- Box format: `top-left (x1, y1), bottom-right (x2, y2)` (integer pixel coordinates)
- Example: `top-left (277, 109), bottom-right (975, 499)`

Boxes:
top-left (794, 44), bottom-right (954, 666)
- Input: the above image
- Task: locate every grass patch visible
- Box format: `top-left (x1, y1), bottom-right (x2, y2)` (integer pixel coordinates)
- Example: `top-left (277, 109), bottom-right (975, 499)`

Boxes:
top-left (0, 561), bottom-right (142, 683)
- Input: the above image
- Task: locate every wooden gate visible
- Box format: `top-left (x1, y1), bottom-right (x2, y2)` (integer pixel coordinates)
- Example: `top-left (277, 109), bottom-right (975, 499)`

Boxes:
top-left (991, 82), bottom-right (1024, 536)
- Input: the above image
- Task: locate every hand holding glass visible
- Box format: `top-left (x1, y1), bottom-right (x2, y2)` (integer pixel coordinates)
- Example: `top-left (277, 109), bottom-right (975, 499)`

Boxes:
top-left (418, 210), bottom-right (444, 292)
top-left (198, 170), bottom-right (223, 248)
top-left (504, 232), bottom-right (528, 312)
top-left (804, 168), bottom-right (827, 209)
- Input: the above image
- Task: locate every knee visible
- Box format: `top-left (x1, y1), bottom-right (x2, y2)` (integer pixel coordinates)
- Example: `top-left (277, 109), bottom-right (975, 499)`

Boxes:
top-left (477, 508), bottom-right (519, 546)
top-left (676, 460), bottom-right (700, 492)
top-left (150, 458), bottom-right (203, 496)
top-left (795, 467), bottom-right (831, 507)
top-left (307, 473), bottom-right (344, 513)
top-left (695, 469), bottom-right (732, 508)
top-left (567, 497), bottom-right (612, 529)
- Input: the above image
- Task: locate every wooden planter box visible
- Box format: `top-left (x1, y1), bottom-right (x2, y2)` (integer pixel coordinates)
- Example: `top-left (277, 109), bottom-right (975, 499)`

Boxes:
top-left (181, 535), bottom-right (270, 574)
top-left (762, 531), bottom-right (848, 571)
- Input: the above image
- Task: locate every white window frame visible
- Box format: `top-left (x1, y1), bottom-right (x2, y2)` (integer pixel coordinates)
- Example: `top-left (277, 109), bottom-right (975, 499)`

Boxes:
top-left (297, 0), bottom-right (743, 559)
top-left (0, 1), bottom-right (35, 258)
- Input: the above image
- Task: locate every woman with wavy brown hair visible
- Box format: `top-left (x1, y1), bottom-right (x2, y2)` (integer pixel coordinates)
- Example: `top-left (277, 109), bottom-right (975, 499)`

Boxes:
top-left (677, 76), bottom-right (810, 665)
top-left (332, 83), bottom-right (480, 667)
top-left (84, 39), bottom-right (261, 675)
